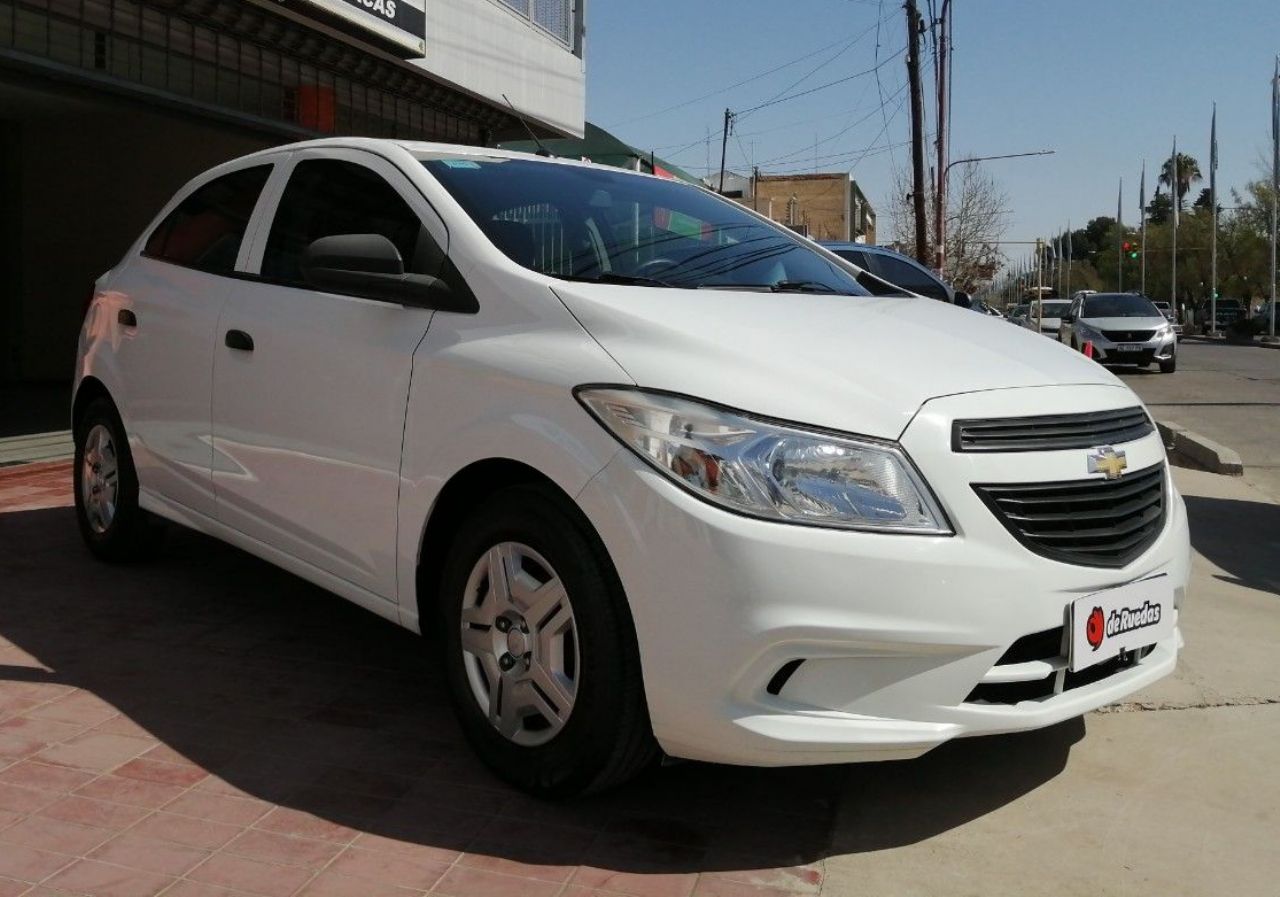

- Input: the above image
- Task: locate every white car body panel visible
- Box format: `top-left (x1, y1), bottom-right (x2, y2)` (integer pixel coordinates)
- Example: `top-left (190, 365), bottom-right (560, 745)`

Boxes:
top-left (73, 138), bottom-right (1190, 771)
top-left (553, 284), bottom-right (1118, 440)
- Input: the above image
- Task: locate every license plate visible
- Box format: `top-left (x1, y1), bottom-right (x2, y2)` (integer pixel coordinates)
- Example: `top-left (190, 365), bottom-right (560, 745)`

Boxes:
top-left (1115, 343), bottom-right (1143, 352)
top-left (1069, 576), bottom-right (1174, 672)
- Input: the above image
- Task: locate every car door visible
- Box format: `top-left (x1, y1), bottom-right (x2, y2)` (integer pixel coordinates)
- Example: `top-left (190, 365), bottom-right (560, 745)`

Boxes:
top-left (866, 252), bottom-right (952, 302)
top-left (210, 148), bottom-right (446, 604)
top-left (111, 163), bottom-right (274, 519)
top-left (1063, 296), bottom-right (1082, 344)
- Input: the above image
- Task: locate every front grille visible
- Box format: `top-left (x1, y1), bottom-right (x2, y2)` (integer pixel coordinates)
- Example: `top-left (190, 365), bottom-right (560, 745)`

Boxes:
top-left (973, 463), bottom-right (1166, 567)
top-left (1102, 329), bottom-right (1155, 341)
top-left (952, 407), bottom-right (1153, 453)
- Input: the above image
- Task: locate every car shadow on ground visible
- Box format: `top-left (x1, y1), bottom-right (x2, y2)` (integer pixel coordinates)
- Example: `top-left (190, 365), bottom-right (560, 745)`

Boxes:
top-left (0, 507), bottom-right (1082, 874)
top-left (1183, 495), bottom-right (1280, 598)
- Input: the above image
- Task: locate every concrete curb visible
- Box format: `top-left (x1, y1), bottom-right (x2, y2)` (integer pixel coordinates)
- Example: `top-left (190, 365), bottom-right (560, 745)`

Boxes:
top-left (1156, 420), bottom-right (1245, 476)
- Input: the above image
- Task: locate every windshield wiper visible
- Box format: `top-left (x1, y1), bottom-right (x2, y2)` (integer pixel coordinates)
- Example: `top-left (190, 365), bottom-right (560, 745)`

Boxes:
top-left (770, 280), bottom-right (839, 293)
top-left (557, 272), bottom-right (688, 289)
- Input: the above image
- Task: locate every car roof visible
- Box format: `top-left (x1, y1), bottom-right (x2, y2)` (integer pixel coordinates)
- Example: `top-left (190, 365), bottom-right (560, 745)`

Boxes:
top-left (223, 137), bottom-right (668, 182)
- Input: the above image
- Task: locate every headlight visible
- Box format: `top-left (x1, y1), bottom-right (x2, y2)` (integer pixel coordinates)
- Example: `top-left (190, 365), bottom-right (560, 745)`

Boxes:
top-left (576, 387), bottom-right (951, 534)
top-left (1076, 322), bottom-right (1102, 340)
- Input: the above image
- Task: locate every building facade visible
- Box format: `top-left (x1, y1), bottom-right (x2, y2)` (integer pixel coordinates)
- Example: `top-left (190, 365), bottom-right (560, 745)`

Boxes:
top-left (734, 172), bottom-right (875, 244)
top-left (0, 0), bottom-right (585, 385)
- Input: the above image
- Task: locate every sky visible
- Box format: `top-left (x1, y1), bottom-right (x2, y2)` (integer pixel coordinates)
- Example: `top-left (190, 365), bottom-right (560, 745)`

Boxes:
top-left (585, 0), bottom-right (1280, 266)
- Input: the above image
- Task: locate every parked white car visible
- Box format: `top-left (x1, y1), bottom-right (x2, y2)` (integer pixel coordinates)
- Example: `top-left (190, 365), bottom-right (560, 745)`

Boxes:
top-left (74, 139), bottom-right (1189, 796)
top-left (1021, 299), bottom-right (1072, 337)
top-left (1060, 292), bottom-right (1178, 373)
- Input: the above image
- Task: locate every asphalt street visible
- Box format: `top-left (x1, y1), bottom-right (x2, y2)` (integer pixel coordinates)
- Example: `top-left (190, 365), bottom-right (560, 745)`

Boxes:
top-left (1116, 340), bottom-right (1280, 500)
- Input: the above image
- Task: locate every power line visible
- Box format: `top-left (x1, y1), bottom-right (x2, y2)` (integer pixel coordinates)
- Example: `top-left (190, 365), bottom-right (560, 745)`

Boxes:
top-left (736, 47), bottom-right (907, 117)
top-left (607, 23), bottom-right (888, 128)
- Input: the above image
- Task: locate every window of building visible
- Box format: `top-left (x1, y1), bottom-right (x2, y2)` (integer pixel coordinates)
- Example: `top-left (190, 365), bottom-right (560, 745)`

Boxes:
top-left (143, 165), bottom-right (271, 274)
top-left (495, 0), bottom-right (573, 46)
top-left (261, 159), bottom-right (443, 287)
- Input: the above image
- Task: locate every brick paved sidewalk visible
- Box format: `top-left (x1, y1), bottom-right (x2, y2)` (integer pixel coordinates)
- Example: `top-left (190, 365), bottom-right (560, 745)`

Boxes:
top-left (0, 462), bottom-right (74, 514)
top-left (0, 463), bottom-right (840, 897)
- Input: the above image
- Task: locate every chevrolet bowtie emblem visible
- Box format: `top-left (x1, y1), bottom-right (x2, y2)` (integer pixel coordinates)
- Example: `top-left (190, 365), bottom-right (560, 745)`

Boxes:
top-left (1087, 445), bottom-right (1128, 480)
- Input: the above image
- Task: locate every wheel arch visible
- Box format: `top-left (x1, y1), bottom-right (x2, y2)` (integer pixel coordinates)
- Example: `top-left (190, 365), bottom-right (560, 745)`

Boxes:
top-left (71, 376), bottom-right (116, 437)
top-left (414, 457), bottom-right (587, 637)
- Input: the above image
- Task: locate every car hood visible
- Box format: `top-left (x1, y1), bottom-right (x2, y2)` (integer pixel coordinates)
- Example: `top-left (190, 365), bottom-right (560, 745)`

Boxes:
top-left (1080, 316), bottom-right (1169, 331)
top-left (553, 285), bottom-right (1123, 439)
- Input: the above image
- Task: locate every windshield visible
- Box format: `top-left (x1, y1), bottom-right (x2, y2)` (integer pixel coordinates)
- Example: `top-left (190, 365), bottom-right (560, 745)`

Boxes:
top-left (1082, 294), bottom-right (1161, 318)
top-left (421, 156), bottom-right (869, 295)
top-left (1036, 301), bottom-right (1071, 317)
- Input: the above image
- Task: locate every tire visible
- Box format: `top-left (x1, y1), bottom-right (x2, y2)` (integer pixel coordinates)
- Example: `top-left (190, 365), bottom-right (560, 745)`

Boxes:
top-left (1160, 355), bottom-right (1177, 373)
top-left (73, 398), bottom-right (165, 562)
top-left (439, 484), bottom-right (657, 797)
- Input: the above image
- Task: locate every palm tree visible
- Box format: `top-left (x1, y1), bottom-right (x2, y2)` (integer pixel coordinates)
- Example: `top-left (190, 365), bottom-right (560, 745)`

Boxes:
top-left (1158, 153), bottom-right (1203, 211)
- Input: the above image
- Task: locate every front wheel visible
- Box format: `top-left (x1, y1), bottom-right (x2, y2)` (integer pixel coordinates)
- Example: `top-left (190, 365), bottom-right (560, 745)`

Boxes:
top-left (439, 485), bottom-right (656, 797)
top-left (73, 398), bottom-right (164, 561)
top-left (1160, 355), bottom-right (1177, 373)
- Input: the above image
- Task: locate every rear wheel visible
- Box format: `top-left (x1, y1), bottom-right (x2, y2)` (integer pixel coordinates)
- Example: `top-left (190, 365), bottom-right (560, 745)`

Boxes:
top-left (439, 485), bottom-right (656, 797)
top-left (73, 398), bottom-right (164, 562)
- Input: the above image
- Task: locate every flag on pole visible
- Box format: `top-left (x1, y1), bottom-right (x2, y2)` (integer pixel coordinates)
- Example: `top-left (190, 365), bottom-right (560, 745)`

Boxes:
top-left (1211, 103), bottom-right (1219, 331)
top-left (1139, 162), bottom-right (1146, 218)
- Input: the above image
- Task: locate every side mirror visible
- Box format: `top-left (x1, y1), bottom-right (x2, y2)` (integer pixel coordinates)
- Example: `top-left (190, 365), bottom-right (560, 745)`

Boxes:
top-left (301, 234), bottom-right (477, 313)
top-left (953, 290), bottom-right (972, 309)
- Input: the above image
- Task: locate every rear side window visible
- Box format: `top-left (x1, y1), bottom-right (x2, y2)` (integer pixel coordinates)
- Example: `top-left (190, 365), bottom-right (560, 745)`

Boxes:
top-left (869, 254), bottom-right (949, 301)
top-left (262, 159), bottom-right (443, 286)
top-left (144, 165), bottom-right (271, 274)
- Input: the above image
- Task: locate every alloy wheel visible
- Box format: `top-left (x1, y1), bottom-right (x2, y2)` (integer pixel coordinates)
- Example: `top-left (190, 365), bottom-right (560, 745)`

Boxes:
top-left (80, 423), bottom-right (120, 534)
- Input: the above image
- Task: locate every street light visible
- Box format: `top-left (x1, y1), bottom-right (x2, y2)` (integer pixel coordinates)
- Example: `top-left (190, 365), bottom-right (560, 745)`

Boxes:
top-left (936, 150), bottom-right (1056, 277)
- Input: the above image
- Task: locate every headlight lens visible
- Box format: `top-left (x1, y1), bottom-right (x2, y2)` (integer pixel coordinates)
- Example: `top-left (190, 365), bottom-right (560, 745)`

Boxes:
top-left (577, 388), bottom-right (951, 533)
top-left (1076, 322), bottom-right (1102, 340)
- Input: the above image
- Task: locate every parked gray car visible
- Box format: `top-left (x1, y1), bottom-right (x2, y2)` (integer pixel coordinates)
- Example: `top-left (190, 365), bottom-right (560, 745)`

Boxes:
top-left (1059, 292), bottom-right (1177, 373)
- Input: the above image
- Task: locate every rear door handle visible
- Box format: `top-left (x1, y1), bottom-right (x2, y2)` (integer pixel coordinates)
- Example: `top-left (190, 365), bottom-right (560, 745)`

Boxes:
top-left (224, 329), bottom-right (254, 352)
top-left (117, 309), bottom-right (137, 327)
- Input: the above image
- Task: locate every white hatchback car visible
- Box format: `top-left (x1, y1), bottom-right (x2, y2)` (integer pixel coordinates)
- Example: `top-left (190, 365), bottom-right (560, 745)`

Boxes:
top-left (74, 139), bottom-right (1189, 796)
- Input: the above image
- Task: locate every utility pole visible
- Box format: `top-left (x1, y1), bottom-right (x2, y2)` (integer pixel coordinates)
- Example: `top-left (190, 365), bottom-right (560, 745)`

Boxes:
top-left (717, 108), bottom-right (733, 195)
top-left (932, 0), bottom-right (951, 276)
top-left (905, 0), bottom-right (929, 263)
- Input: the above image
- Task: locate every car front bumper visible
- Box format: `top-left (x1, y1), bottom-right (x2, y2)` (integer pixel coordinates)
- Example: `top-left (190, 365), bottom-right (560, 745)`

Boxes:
top-left (1082, 331), bottom-right (1177, 364)
top-left (575, 385), bottom-right (1189, 767)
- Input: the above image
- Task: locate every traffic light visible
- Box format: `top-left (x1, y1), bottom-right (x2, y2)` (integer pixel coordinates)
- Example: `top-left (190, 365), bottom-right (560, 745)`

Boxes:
top-left (1121, 240), bottom-right (1140, 260)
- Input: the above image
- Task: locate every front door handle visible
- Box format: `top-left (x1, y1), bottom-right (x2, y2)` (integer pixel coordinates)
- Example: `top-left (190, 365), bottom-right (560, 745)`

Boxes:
top-left (117, 309), bottom-right (137, 327)
top-left (224, 329), bottom-right (254, 352)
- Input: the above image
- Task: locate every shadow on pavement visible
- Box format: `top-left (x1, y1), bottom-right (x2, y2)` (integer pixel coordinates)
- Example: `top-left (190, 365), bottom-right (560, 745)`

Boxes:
top-left (830, 716), bottom-right (1083, 853)
top-left (0, 506), bottom-right (1081, 873)
top-left (1183, 494), bottom-right (1280, 598)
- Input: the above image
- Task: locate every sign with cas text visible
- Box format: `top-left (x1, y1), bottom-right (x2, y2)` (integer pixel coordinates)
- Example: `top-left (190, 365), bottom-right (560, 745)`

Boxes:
top-left (296, 0), bottom-right (426, 57)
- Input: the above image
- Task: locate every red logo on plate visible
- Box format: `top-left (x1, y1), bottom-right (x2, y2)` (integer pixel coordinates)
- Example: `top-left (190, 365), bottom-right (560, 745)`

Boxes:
top-left (1085, 606), bottom-right (1105, 651)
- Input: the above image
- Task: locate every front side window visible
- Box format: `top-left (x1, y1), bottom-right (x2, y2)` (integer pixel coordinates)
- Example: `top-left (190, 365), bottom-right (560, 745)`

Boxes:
top-left (869, 254), bottom-right (948, 301)
top-left (421, 156), bottom-right (870, 297)
top-left (1081, 294), bottom-right (1161, 318)
top-left (144, 165), bottom-right (271, 274)
top-left (262, 159), bottom-right (443, 286)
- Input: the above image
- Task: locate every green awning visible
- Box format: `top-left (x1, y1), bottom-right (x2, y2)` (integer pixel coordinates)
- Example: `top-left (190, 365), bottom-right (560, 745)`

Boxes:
top-left (498, 122), bottom-right (701, 185)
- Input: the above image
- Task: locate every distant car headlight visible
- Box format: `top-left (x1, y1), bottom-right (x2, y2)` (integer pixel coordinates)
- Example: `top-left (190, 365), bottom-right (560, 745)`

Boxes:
top-left (1076, 322), bottom-right (1103, 341)
top-left (576, 387), bottom-right (951, 534)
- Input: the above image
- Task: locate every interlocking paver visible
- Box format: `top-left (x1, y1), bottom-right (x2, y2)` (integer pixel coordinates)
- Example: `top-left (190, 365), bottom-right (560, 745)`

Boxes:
top-left (0, 464), bottom-right (837, 897)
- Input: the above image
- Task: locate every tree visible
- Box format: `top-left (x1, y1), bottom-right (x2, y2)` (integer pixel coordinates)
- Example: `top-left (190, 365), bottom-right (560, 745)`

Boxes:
top-left (887, 161), bottom-right (1012, 291)
top-left (1158, 153), bottom-right (1203, 211)
top-left (1146, 191), bottom-right (1173, 225)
